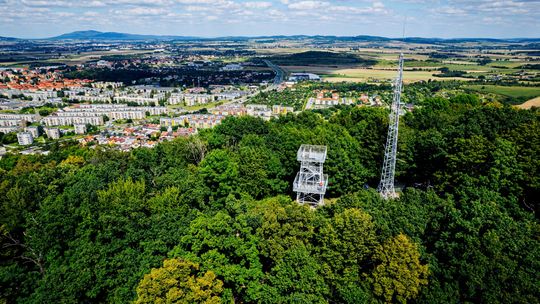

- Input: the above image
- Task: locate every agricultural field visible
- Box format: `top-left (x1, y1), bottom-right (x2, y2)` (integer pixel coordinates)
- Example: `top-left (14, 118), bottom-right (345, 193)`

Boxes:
top-left (282, 65), bottom-right (470, 83)
top-left (466, 85), bottom-right (540, 99)
top-left (273, 46), bottom-right (540, 83)
top-left (516, 96), bottom-right (540, 109)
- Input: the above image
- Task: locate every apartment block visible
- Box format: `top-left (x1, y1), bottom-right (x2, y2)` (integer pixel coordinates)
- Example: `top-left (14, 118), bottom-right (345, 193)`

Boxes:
top-left (17, 132), bottom-right (34, 145)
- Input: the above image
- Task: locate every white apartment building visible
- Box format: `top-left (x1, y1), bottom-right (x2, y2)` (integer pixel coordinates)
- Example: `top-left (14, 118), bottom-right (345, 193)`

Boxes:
top-left (108, 111), bottom-right (145, 120)
top-left (246, 104), bottom-right (272, 119)
top-left (0, 88), bottom-right (21, 98)
top-left (167, 93), bottom-right (216, 106)
top-left (51, 104), bottom-right (167, 122)
top-left (210, 104), bottom-right (247, 116)
top-left (74, 104), bottom-right (127, 110)
top-left (184, 94), bottom-right (214, 106)
top-left (17, 132), bottom-right (34, 145)
top-left (43, 115), bottom-right (104, 126)
top-left (45, 128), bottom-right (61, 140)
top-left (140, 107), bottom-right (168, 116)
top-left (113, 96), bottom-right (160, 105)
top-left (0, 113), bottom-right (39, 122)
top-left (26, 126), bottom-right (40, 138)
top-left (65, 88), bottom-right (102, 97)
top-left (23, 90), bottom-right (57, 101)
top-left (0, 119), bottom-right (22, 127)
top-left (167, 93), bottom-right (184, 105)
top-left (160, 115), bottom-right (223, 129)
top-left (56, 111), bottom-right (104, 117)
top-left (215, 91), bottom-right (245, 100)
top-left (221, 63), bottom-right (243, 71)
top-left (70, 95), bottom-right (111, 103)
top-left (74, 124), bottom-right (87, 135)
top-left (0, 126), bottom-right (17, 134)
top-left (92, 82), bottom-right (123, 89)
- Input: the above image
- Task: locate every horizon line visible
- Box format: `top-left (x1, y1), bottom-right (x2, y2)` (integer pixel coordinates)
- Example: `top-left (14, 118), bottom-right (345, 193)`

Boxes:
top-left (3, 30), bottom-right (539, 41)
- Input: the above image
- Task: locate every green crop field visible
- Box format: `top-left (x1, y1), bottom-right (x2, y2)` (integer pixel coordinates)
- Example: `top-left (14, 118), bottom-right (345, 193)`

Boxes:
top-left (466, 85), bottom-right (540, 98)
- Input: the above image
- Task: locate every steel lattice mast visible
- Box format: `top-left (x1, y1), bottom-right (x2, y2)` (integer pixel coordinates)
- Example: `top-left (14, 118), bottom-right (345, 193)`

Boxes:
top-left (378, 53), bottom-right (404, 199)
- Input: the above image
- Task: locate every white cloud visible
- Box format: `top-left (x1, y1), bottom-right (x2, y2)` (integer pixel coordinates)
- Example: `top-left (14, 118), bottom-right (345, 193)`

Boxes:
top-left (288, 1), bottom-right (329, 10)
top-left (175, 0), bottom-right (217, 3)
top-left (1, 0), bottom-right (539, 38)
top-left (21, 0), bottom-right (106, 7)
top-left (111, 0), bottom-right (172, 5)
top-left (244, 1), bottom-right (272, 9)
top-left (117, 6), bottom-right (167, 15)
top-left (432, 6), bottom-right (467, 15)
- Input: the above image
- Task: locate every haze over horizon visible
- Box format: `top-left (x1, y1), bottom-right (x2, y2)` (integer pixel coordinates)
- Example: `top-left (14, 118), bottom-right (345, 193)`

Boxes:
top-left (1, 0), bottom-right (539, 39)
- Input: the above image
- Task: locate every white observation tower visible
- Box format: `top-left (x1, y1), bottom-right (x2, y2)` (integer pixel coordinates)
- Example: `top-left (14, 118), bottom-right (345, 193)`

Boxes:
top-left (293, 144), bottom-right (328, 207)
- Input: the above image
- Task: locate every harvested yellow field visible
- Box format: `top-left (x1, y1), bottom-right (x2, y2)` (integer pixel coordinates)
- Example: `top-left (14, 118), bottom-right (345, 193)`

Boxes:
top-left (281, 64), bottom-right (472, 83)
top-left (516, 97), bottom-right (540, 109)
top-left (331, 68), bottom-right (437, 81)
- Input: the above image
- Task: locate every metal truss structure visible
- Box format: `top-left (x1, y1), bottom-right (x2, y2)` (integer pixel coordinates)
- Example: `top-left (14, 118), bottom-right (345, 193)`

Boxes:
top-left (378, 53), bottom-right (404, 199)
top-left (293, 144), bottom-right (328, 207)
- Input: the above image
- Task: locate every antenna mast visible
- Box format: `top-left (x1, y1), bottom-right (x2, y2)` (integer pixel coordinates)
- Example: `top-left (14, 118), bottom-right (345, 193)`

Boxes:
top-left (378, 53), bottom-right (404, 199)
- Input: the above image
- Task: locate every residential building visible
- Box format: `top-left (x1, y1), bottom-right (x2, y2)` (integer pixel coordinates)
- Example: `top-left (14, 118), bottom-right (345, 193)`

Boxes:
top-left (160, 114), bottom-right (224, 129)
top-left (210, 104), bottom-right (247, 116)
top-left (246, 104), bottom-right (272, 119)
top-left (26, 126), bottom-right (40, 138)
top-left (45, 128), bottom-right (60, 140)
top-left (305, 90), bottom-right (354, 110)
top-left (0, 113), bottom-right (38, 123)
top-left (221, 63), bottom-right (243, 71)
top-left (70, 95), bottom-right (111, 103)
top-left (113, 95), bottom-right (161, 105)
top-left (0, 126), bottom-right (17, 134)
top-left (43, 115), bottom-right (104, 126)
top-left (17, 132), bottom-right (34, 145)
top-left (168, 93), bottom-right (184, 105)
top-left (92, 82), bottom-right (123, 89)
top-left (0, 119), bottom-right (21, 127)
top-left (22, 90), bottom-right (58, 101)
top-left (74, 124), bottom-right (87, 135)
top-left (108, 111), bottom-right (145, 120)
top-left (272, 105), bottom-right (294, 115)
top-left (288, 73), bottom-right (321, 82)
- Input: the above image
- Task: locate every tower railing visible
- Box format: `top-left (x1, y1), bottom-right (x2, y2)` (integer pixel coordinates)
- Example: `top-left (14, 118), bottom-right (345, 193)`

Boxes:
top-left (293, 144), bottom-right (328, 207)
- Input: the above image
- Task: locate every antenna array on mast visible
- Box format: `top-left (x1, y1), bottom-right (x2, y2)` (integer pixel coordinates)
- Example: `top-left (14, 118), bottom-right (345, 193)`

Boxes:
top-left (378, 53), bottom-right (404, 199)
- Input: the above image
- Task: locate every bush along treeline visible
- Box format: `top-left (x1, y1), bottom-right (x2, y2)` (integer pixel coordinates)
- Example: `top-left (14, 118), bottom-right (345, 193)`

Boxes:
top-left (0, 96), bottom-right (539, 303)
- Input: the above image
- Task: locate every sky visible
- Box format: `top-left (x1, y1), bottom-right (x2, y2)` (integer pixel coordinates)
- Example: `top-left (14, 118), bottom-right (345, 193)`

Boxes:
top-left (0, 0), bottom-right (539, 39)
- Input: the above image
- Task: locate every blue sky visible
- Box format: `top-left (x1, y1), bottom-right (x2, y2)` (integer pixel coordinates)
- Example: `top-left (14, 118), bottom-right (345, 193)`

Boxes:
top-left (1, 0), bottom-right (539, 38)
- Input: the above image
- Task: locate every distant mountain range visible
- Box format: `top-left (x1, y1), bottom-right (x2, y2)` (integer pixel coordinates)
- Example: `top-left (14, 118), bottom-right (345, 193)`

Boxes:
top-left (49, 30), bottom-right (198, 41)
top-left (0, 36), bottom-right (19, 41)
top-left (1, 30), bottom-right (539, 43)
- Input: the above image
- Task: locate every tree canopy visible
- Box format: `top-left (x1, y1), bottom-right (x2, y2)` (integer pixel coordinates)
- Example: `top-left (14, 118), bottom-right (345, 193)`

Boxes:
top-left (1, 96), bottom-right (539, 303)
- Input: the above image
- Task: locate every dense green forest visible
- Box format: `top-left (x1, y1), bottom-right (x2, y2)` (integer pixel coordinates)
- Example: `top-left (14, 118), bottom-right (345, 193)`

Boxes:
top-left (268, 51), bottom-right (377, 66)
top-left (1, 95), bottom-right (539, 303)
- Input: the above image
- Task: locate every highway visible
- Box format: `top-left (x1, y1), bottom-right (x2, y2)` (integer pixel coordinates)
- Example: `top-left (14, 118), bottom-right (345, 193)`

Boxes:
top-left (264, 59), bottom-right (286, 89)
top-left (221, 60), bottom-right (286, 106)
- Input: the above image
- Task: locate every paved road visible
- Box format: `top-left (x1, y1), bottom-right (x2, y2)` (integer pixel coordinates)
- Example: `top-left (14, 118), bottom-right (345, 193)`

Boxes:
top-left (264, 60), bottom-right (286, 88)
top-left (221, 60), bottom-right (286, 106)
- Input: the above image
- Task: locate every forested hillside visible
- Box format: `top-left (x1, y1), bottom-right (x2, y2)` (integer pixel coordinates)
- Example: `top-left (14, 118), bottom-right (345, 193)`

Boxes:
top-left (1, 96), bottom-right (539, 303)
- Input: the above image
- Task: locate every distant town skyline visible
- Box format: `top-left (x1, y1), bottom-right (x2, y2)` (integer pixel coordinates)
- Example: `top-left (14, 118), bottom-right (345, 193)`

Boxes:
top-left (1, 0), bottom-right (539, 39)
